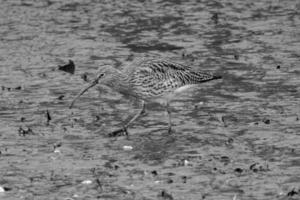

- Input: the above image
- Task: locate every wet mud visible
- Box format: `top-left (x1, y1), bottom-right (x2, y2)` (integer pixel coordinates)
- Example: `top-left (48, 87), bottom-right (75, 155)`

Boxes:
top-left (0, 0), bottom-right (299, 200)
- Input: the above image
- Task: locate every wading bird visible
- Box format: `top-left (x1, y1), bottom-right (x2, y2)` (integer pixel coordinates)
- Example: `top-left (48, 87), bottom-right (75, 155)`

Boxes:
top-left (69, 59), bottom-right (221, 136)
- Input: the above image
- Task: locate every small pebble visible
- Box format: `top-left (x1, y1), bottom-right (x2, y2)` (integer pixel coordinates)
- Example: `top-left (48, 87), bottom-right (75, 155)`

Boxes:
top-left (54, 149), bottom-right (61, 154)
top-left (123, 145), bottom-right (133, 151)
top-left (81, 180), bottom-right (92, 185)
top-left (184, 159), bottom-right (189, 166)
top-left (0, 186), bottom-right (4, 193)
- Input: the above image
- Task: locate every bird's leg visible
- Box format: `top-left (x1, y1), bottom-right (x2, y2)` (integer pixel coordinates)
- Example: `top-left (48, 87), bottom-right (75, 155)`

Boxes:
top-left (166, 101), bottom-right (172, 134)
top-left (125, 100), bottom-right (146, 128)
top-left (109, 100), bottom-right (145, 137)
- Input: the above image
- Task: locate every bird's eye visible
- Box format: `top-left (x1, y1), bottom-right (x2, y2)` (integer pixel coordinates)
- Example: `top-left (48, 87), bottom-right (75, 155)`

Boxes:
top-left (96, 73), bottom-right (104, 80)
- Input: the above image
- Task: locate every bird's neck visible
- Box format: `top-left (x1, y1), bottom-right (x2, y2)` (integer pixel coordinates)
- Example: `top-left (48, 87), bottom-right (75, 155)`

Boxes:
top-left (105, 68), bottom-right (130, 89)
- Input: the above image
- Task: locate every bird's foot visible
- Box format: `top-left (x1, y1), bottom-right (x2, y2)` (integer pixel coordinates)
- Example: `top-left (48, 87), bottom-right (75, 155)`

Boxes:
top-left (108, 126), bottom-right (128, 137)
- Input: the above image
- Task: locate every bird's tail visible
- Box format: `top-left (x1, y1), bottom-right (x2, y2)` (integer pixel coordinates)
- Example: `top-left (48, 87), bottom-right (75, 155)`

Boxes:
top-left (193, 71), bottom-right (222, 83)
top-left (212, 75), bottom-right (222, 80)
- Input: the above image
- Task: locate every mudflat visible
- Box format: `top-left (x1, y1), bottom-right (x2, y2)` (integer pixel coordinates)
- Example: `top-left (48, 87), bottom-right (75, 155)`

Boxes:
top-left (0, 1), bottom-right (299, 200)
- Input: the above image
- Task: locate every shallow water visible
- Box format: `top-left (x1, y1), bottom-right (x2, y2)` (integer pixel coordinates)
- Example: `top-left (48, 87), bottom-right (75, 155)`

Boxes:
top-left (0, 0), bottom-right (300, 199)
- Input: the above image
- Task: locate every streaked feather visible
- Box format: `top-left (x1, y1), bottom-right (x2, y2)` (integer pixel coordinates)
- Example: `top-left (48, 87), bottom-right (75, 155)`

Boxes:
top-left (126, 59), bottom-right (221, 99)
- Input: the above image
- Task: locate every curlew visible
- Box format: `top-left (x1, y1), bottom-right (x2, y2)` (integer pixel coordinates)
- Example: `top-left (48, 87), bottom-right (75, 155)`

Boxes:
top-left (69, 58), bottom-right (221, 136)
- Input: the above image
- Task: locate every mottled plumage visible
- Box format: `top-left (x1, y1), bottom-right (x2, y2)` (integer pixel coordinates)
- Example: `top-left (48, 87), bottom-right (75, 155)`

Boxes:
top-left (70, 58), bottom-right (221, 135)
top-left (126, 59), bottom-right (220, 99)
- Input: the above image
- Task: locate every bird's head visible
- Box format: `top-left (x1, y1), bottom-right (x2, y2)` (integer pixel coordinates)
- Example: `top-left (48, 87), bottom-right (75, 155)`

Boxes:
top-left (94, 65), bottom-right (118, 85)
top-left (69, 65), bottom-right (121, 109)
top-left (69, 65), bottom-right (127, 108)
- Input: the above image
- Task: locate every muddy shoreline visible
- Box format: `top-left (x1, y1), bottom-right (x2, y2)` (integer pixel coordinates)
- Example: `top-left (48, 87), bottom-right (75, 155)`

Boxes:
top-left (0, 0), bottom-right (300, 200)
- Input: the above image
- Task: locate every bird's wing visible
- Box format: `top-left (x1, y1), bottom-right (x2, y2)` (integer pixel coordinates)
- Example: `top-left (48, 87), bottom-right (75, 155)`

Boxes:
top-left (136, 59), bottom-right (216, 84)
top-left (129, 59), bottom-right (218, 97)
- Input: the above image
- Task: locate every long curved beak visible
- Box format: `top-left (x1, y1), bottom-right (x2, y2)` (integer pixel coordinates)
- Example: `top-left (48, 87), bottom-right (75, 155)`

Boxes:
top-left (69, 74), bottom-right (103, 109)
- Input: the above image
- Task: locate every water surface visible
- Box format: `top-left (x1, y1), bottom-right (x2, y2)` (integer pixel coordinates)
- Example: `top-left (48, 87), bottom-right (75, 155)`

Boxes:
top-left (0, 0), bottom-right (299, 199)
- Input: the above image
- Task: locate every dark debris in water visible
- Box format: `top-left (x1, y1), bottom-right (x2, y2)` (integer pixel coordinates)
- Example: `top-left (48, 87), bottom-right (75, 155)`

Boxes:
top-left (249, 162), bottom-right (270, 172)
top-left (81, 72), bottom-right (89, 82)
top-left (57, 95), bottom-right (64, 100)
top-left (211, 12), bottom-right (219, 24)
top-left (225, 137), bottom-right (234, 146)
top-left (219, 156), bottom-right (230, 165)
top-left (46, 110), bottom-right (52, 125)
top-left (151, 170), bottom-right (158, 177)
top-left (2, 186), bottom-right (12, 191)
top-left (262, 118), bottom-right (270, 124)
top-left (1, 85), bottom-right (22, 91)
top-left (158, 190), bottom-right (174, 200)
top-left (94, 115), bottom-right (101, 121)
top-left (108, 128), bottom-right (128, 137)
top-left (53, 142), bottom-right (62, 150)
top-left (58, 60), bottom-right (75, 74)
top-left (95, 178), bottom-right (103, 192)
top-left (166, 179), bottom-right (173, 184)
top-left (234, 54), bottom-right (239, 60)
top-left (18, 127), bottom-right (34, 136)
top-left (287, 188), bottom-right (299, 197)
top-left (181, 176), bottom-right (187, 183)
top-left (234, 168), bottom-right (243, 174)
top-left (104, 161), bottom-right (119, 170)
